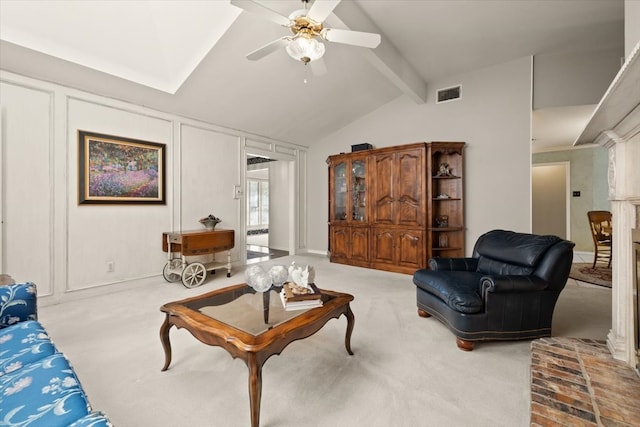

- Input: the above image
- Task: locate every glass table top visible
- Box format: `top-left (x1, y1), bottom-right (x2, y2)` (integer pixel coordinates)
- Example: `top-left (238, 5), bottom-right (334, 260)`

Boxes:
top-left (184, 285), bottom-right (329, 336)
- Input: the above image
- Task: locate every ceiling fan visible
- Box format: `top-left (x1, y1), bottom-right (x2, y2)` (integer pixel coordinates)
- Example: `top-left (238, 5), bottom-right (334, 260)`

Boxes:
top-left (230, 0), bottom-right (381, 68)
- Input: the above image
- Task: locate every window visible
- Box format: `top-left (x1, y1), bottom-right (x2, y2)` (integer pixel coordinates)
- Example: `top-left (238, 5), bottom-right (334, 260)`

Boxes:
top-left (247, 179), bottom-right (269, 227)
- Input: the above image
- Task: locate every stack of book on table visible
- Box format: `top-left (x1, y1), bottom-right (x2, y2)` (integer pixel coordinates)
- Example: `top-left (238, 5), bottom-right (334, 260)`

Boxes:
top-left (279, 282), bottom-right (322, 311)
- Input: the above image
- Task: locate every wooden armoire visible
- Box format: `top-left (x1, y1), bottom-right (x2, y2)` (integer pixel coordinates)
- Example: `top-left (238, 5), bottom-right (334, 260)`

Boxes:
top-left (327, 142), bottom-right (465, 274)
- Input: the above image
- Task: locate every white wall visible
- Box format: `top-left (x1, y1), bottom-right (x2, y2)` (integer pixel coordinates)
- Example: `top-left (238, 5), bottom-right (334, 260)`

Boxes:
top-left (305, 56), bottom-right (534, 255)
top-left (0, 71), bottom-right (305, 301)
top-left (67, 98), bottom-right (173, 290)
top-left (0, 81), bottom-right (53, 295)
top-left (179, 124), bottom-right (241, 265)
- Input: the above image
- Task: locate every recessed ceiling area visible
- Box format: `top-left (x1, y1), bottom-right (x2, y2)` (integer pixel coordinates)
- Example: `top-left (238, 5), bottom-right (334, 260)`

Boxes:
top-left (532, 105), bottom-right (598, 152)
top-left (0, 0), bottom-right (241, 93)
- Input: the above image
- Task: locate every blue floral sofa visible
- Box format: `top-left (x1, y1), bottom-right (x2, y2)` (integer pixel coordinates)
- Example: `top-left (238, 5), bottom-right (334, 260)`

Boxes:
top-left (0, 282), bottom-right (112, 426)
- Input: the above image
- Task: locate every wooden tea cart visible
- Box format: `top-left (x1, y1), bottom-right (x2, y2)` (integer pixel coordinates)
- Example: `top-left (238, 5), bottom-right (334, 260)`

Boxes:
top-left (162, 229), bottom-right (235, 288)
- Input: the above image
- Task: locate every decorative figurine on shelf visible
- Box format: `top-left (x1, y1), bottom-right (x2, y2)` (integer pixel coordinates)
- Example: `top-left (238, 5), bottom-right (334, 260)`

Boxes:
top-left (436, 194), bottom-right (450, 199)
top-left (435, 215), bottom-right (449, 228)
top-left (437, 162), bottom-right (452, 177)
top-left (199, 214), bottom-right (221, 230)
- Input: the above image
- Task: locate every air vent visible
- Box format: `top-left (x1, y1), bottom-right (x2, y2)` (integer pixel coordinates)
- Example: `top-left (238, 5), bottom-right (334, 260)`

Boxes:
top-left (436, 85), bottom-right (461, 103)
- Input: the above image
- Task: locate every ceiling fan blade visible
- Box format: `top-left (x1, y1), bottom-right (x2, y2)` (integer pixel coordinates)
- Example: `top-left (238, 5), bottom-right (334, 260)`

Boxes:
top-left (322, 28), bottom-right (381, 49)
top-left (307, 0), bottom-right (341, 23)
top-left (310, 58), bottom-right (328, 76)
top-left (246, 37), bottom-right (289, 61)
top-left (230, 0), bottom-right (291, 27)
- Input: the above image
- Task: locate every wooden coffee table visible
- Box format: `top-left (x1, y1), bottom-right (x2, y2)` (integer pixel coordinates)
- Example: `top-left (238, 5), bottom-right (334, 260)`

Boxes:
top-left (159, 283), bottom-right (355, 427)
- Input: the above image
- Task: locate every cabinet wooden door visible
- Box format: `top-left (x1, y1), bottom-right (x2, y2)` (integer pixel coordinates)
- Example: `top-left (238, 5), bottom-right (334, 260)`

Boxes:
top-left (371, 152), bottom-right (394, 224)
top-left (371, 147), bottom-right (424, 227)
top-left (395, 148), bottom-right (424, 227)
top-left (371, 228), bottom-right (395, 265)
top-left (396, 229), bottom-right (424, 269)
top-left (371, 228), bottom-right (423, 269)
top-left (331, 226), bottom-right (350, 259)
top-left (328, 154), bottom-right (368, 224)
top-left (329, 158), bottom-right (348, 222)
top-left (330, 225), bottom-right (369, 265)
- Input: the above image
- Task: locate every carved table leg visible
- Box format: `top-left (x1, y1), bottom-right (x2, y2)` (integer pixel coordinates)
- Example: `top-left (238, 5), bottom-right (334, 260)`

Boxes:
top-left (160, 314), bottom-right (174, 371)
top-left (247, 353), bottom-right (263, 427)
top-left (344, 304), bottom-right (355, 355)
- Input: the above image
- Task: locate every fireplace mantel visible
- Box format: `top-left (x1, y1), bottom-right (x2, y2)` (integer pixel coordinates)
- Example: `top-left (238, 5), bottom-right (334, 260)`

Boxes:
top-left (575, 41), bottom-right (640, 370)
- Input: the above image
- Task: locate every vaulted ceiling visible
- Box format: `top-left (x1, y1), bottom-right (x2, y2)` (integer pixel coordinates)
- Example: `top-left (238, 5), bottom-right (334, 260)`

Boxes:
top-left (0, 0), bottom-right (624, 149)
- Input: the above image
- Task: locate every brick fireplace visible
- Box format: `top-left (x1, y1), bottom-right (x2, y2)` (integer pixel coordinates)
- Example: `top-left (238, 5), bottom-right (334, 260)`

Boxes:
top-left (575, 41), bottom-right (640, 371)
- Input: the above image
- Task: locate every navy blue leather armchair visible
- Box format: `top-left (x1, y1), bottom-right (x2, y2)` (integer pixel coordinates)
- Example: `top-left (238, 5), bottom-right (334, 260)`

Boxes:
top-left (413, 230), bottom-right (575, 351)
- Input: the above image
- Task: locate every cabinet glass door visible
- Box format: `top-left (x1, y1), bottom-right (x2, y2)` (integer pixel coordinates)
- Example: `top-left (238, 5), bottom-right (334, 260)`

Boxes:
top-left (351, 159), bottom-right (366, 221)
top-left (334, 161), bottom-right (347, 221)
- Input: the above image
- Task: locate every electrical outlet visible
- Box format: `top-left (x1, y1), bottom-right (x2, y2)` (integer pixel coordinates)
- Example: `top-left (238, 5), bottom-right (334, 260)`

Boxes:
top-left (106, 261), bottom-right (115, 272)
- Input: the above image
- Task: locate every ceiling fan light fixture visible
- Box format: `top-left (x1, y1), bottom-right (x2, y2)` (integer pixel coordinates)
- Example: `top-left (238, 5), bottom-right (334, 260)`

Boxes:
top-left (285, 36), bottom-right (325, 63)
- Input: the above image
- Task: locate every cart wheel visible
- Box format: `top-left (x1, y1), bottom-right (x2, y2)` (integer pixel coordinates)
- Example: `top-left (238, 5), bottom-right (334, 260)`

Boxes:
top-left (162, 259), bottom-right (182, 283)
top-left (181, 262), bottom-right (207, 288)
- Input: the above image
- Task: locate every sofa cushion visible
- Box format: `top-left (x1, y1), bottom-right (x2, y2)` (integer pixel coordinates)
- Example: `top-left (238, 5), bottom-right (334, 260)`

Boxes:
top-left (0, 320), bottom-right (57, 376)
top-left (0, 352), bottom-right (91, 426)
top-left (0, 282), bottom-right (37, 328)
top-left (413, 270), bottom-right (484, 314)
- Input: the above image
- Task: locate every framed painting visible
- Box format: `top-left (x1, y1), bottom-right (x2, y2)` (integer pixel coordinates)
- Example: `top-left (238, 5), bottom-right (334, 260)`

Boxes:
top-left (78, 130), bottom-right (166, 204)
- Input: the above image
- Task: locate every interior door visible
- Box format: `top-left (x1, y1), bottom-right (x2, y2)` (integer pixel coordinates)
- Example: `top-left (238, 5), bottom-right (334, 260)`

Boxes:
top-left (532, 163), bottom-right (569, 239)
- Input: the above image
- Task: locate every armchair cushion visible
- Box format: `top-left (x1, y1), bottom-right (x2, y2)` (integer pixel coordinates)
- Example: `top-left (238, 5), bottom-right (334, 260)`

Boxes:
top-left (0, 282), bottom-right (37, 329)
top-left (414, 270), bottom-right (484, 313)
top-left (473, 231), bottom-right (561, 274)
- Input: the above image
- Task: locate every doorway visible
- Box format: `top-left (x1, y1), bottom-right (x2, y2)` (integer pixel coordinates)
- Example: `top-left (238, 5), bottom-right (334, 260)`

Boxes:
top-left (532, 162), bottom-right (570, 239)
top-left (246, 155), bottom-right (290, 264)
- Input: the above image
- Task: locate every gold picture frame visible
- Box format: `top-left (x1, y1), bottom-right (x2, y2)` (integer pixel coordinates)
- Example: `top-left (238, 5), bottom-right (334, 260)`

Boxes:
top-left (78, 130), bottom-right (166, 204)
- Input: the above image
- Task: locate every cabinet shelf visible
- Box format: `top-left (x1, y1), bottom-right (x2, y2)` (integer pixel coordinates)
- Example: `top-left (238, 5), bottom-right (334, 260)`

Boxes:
top-left (432, 247), bottom-right (462, 251)
top-left (432, 198), bottom-right (461, 201)
top-left (428, 226), bottom-right (464, 231)
top-left (432, 175), bottom-right (461, 179)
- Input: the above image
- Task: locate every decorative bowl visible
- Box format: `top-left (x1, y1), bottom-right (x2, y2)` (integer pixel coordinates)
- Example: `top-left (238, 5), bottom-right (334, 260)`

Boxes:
top-left (199, 214), bottom-right (221, 230)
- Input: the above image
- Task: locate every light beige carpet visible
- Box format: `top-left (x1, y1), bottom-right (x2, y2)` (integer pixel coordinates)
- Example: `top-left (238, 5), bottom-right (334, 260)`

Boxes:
top-left (37, 254), bottom-right (611, 427)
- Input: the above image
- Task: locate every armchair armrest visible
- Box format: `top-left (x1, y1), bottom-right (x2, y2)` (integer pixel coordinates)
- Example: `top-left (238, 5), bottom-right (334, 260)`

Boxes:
top-left (481, 275), bottom-right (548, 294)
top-left (0, 282), bottom-right (38, 328)
top-left (428, 257), bottom-right (478, 271)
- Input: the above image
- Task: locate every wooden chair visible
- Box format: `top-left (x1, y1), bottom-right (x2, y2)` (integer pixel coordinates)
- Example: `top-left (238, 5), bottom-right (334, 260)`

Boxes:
top-left (587, 210), bottom-right (612, 269)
